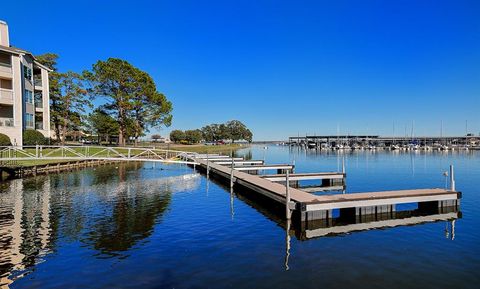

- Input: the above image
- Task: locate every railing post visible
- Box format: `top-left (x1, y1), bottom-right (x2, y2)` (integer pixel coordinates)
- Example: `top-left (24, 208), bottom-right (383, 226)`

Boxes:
top-left (450, 165), bottom-right (455, 191)
top-left (230, 151), bottom-right (234, 188)
top-left (128, 148), bottom-right (131, 159)
top-left (35, 145), bottom-right (39, 158)
top-left (286, 169), bottom-right (291, 220)
top-left (342, 156), bottom-right (345, 174)
top-left (206, 153), bottom-right (210, 178)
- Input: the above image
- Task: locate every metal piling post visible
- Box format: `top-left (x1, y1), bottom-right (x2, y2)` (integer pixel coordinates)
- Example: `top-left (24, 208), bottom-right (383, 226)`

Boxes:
top-left (286, 169), bottom-right (291, 219)
top-left (450, 165), bottom-right (455, 191)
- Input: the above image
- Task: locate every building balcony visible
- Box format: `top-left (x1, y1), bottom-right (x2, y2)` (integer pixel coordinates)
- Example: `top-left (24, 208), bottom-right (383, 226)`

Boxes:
top-left (0, 88), bottom-right (13, 105)
top-left (34, 77), bottom-right (43, 88)
top-left (35, 99), bottom-right (43, 108)
top-left (0, 63), bottom-right (12, 79)
top-left (0, 117), bottom-right (14, 127)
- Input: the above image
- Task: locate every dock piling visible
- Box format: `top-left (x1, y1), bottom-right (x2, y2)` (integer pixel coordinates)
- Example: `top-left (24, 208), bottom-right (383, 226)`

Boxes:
top-left (286, 169), bottom-right (291, 219)
top-left (450, 165), bottom-right (455, 191)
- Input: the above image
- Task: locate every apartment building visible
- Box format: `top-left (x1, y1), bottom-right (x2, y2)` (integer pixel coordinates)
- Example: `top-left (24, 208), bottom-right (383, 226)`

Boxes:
top-left (0, 20), bottom-right (50, 145)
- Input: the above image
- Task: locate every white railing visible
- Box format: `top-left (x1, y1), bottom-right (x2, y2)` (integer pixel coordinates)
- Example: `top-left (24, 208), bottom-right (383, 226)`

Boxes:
top-left (0, 145), bottom-right (199, 165)
top-left (0, 117), bottom-right (14, 127)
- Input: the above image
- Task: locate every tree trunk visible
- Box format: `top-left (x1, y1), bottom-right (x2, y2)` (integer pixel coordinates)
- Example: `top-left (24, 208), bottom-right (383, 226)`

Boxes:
top-left (55, 123), bottom-right (61, 143)
top-left (134, 119), bottom-right (140, 147)
top-left (61, 117), bottom-right (68, 145)
top-left (118, 106), bottom-right (126, 146)
top-left (119, 130), bottom-right (123, 146)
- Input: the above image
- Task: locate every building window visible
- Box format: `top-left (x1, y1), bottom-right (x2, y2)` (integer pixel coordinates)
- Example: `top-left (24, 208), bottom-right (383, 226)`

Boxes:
top-left (25, 113), bottom-right (34, 128)
top-left (23, 65), bottom-right (32, 80)
top-left (24, 89), bottom-right (33, 104)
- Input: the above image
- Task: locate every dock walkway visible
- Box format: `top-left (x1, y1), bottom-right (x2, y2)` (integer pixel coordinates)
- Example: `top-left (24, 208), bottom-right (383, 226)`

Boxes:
top-left (185, 153), bottom-right (460, 221)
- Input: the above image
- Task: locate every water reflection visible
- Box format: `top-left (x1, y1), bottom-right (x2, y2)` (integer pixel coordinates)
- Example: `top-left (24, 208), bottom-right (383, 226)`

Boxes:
top-left (0, 178), bottom-right (53, 288)
top-left (294, 208), bottom-right (460, 240)
top-left (0, 163), bottom-right (200, 288)
top-left (224, 183), bottom-right (461, 271)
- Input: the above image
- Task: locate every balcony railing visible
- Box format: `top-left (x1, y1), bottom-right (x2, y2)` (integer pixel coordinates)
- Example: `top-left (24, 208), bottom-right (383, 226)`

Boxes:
top-left (34, 77), bottom-right (43, 87)
top-left (0, 61), bottom-right (11, 68)
top-left (35, 99), bottom-right (43, 108)
top-left (0, 61), bottom-right (12, 74)
top-left (0, 118), bottom-right (14, 127)
top-left (0, 88), bottom-right (13, 104)
top-left (35, 122), bottom-right (44, 130)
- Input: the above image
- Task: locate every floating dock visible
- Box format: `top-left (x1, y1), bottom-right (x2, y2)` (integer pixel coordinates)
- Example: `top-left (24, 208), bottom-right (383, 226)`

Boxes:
top-left (184, 153), bottom-right (461, 221)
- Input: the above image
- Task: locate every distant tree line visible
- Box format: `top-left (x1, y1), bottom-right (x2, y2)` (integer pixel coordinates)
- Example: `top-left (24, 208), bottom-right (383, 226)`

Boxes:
top-left (169, 120), bottom-right (253, 144)
top-left (35, 54), bottom-right (173, 146)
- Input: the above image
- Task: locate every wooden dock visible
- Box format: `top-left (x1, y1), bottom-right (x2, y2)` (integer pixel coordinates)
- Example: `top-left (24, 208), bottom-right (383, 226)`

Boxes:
top-left (185, 153), bottom-right (461, 221)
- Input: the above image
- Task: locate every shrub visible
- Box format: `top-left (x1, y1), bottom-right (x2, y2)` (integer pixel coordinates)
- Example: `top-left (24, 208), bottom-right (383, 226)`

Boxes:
top-left (0, 133), bottom-right (11, 146)
top-left (23, 129), bottom-right (47, 145)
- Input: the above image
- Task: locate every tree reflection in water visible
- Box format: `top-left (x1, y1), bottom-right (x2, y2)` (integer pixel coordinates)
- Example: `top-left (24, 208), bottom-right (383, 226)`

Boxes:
top-left (0, 162), bottom-right (199, 287)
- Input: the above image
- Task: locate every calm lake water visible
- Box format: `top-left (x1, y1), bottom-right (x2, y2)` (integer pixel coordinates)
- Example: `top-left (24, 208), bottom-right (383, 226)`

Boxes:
top-left (1, 145), bottom-right (479, 289)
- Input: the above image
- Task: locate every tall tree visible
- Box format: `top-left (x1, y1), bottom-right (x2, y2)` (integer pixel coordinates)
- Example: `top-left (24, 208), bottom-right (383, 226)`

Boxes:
top-left (201, 124), bottom-right (217, 142)
top-left (58, 71), bottom-right (90, 144)
top-left (130, 70), bottom-right (172, 146)
top-left (225, 120), bottom-right (253, 143)
top-left (87, 108), bottom-right (119, 144)
top-left (201, 123), bottom-right (229, 142)
top-left (185, 129), bottom-right (202, 144)
top-left (35, 53), bottom-right (62, 141)
top-left (151, 134), bottom-right (162, 142)
top-left (87, 58), bottom-right (172, 146)
top-left (170, 130), bottom-right (185, 143)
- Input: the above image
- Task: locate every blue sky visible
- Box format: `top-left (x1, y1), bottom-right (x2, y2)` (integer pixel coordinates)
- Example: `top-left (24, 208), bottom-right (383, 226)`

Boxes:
top-left (2, 0), bottom-right (479, 140)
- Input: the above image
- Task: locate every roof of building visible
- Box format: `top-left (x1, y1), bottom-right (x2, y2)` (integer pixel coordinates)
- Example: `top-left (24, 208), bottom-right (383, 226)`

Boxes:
top-left (0, 44), bottom-right (52, 71)
top-left (0, 44), bottom-right (24, 55)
